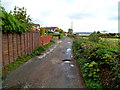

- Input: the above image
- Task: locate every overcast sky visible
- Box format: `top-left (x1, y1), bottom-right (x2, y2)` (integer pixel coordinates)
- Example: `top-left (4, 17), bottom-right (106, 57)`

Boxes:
top-left (1, 0), bottom-right (119, 33)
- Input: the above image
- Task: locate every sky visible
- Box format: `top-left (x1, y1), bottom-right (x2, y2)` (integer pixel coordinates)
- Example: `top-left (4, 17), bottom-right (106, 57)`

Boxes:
top-left (1, 0), bottom-right (119, 33)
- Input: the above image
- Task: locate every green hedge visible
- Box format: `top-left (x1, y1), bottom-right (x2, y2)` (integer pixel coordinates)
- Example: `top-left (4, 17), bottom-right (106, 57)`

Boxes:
top-left (53, 33), bottom-right (64, 39)
top-left (73, 38), bottom-right (120, 88)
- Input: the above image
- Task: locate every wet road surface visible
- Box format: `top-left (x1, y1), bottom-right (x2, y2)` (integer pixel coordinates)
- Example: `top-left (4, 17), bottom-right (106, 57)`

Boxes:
top-left (3, 36), bottom-right (86, 88)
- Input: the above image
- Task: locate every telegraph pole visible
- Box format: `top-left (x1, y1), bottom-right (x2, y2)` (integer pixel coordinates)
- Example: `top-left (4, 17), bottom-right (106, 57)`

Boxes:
top-left (71, 21), bottom-right (73, 30)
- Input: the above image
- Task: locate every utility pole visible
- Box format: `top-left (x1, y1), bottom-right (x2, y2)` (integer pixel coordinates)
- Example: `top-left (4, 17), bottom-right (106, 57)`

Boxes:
top-left (71, 21), bottom-right (73, 30)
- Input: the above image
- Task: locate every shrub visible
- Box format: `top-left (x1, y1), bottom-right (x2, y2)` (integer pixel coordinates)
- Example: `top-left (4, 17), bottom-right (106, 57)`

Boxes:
top-left (73, 38), bottom-right (120, 88)
top-left (12, 6), bottom-right (33, 29)
top-left (50, 39), bottom-right (55, 43)
top-left (1, 6), bottom-right (32, 34)
top-left (40, 28), bottom-right (45, 35)
top-left (88, 33), bottom-right (100, 42)
top-left (53, 34), bottom-right (62, 39)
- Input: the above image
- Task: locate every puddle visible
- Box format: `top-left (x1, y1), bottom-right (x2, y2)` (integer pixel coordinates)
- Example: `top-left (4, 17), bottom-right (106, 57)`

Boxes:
top-left (66, 48), bottom-right (72, 59)
top-left (62, 59), bottom-right (71, 62)
top-left (64, 61), bottom-right (71, 64)
top-left (61, 59), bottom-right (71, 64)
top-left (52, 59), bottom-right (72, 64)
top-left (67, 42), bottom-right (71, 43)
top-left (66, 48), bottom-right (71, 52)
top-left (71, 56), bottom-right (73, 58)
top-left (66, 48), bottom-right (71, 54)
top-left (70, 64), bottom-right (74, 67)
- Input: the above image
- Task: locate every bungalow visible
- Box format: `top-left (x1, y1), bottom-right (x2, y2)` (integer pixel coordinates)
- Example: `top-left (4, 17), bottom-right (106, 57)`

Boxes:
top-left (31, 24), bottom-right (40, 31)
top-left (42, 27), bottom-right (59, 32)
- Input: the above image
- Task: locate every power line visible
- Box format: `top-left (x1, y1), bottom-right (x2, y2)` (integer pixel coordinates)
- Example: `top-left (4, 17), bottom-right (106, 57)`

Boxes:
top-left (80, 0), bottom-right (93, 13)
top-left (70, 0), bottom-right (93, 31)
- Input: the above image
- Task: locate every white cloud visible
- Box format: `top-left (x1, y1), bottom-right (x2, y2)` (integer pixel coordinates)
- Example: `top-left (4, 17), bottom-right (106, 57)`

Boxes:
top-left (1, 0), bottom-right (119, 33)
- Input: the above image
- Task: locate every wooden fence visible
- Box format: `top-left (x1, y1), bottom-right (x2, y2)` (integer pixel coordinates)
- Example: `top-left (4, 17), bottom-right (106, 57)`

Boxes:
top-left (2, 31), bottom-right (40, 66)
top-left (2, 31), bottom-right (53, 66)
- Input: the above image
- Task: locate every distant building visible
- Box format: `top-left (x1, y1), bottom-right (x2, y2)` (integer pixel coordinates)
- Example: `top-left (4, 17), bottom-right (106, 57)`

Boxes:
top-left (75, 32), bottom-right (92, 36)
top-left (32, 24), bottom-right (40, 31)
top-left (41, 27), bottom-right (59, 32)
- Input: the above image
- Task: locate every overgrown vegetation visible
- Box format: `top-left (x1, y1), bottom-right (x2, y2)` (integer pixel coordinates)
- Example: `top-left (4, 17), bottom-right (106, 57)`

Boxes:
top-left (40, 28), bottom-right (46, 35)
top-left (68, 28), bottom-right (73, 35)
top-left (53, 33), bottom-right (64, 39)
top-left (0, 6), bottom-right (32, 34)
top-left (72, 34), bottom-right (120, 88)
top-left (12, 6), bottom-right (33, 29)
top-left (2, 41), bottom-right (54, 79)
top-left (52, 29), bottom-right (64, 39)
top-left (88, 33), bottom-right (100, 42)
top-left (39, 28), bottom-right (64, 39)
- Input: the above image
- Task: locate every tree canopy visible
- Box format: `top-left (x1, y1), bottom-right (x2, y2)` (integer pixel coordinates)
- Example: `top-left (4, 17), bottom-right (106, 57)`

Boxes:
top-left (68, 28), bottom-right (73, 34)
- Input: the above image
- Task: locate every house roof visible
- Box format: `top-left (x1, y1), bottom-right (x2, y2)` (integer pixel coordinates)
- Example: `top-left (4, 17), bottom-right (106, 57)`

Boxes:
top-left (42, 27), bottom-right (58, 29)
top-left (33, 24), bottom-right (40, 27)
top-left (31, 24), bottom-right (40, 31)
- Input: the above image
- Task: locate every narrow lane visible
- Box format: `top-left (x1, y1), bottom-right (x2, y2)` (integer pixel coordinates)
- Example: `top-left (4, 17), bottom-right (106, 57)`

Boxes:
top-left (3, 36), bottom-right (86, 88)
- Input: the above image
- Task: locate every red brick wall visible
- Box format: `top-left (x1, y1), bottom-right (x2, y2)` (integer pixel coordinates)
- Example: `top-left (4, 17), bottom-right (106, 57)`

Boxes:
top-left (2, 31), bottom-right (40, 66)
top-left (40, 36), bottom-right (52, 46)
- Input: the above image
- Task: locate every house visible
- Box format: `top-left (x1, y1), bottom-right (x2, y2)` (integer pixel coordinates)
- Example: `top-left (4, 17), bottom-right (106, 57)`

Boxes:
top-left (31, 24), bottom-right (40, 31)
top-left (41, 27), bottom-right (59, 32)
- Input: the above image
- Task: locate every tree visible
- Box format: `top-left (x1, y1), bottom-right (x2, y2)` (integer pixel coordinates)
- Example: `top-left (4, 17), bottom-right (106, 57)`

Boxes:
top-left (11, 6), bottom-right (33, 29)
top-left (40, 28), bottom-right (45, 35)
top-left (68, 28), bottom-right (73, 34)
top-left (93, 31), bottom-right (97, 34)
top-left (97, 31), bottom-right (101, 34)
top-left (0, 6), bottom-right (27, 34)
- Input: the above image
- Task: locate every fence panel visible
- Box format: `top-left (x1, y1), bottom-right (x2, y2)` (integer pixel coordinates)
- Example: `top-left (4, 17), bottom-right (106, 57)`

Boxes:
top-left (2, 31), bottom-right (40, 66)
top-left (2, 31), bottom-right (52, 67)
top-left (2, 33), bottom-right (9, 65)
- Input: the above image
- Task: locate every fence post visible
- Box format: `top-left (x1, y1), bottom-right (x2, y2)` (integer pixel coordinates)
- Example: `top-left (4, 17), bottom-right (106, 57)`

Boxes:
top-left (0, 30), bottom-right (2, 89)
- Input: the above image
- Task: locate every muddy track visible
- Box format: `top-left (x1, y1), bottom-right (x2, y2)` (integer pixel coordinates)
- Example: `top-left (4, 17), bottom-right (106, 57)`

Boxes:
top-left (3, 36), bottom-right (86, 88)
